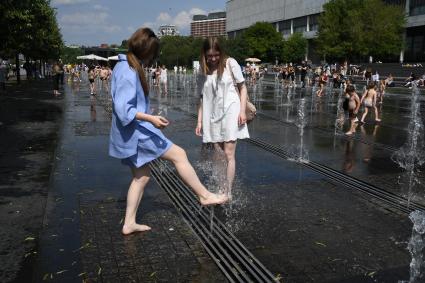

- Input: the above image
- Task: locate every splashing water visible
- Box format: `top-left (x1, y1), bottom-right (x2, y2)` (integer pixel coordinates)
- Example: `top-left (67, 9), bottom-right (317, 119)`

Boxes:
top-left (295, 98), bottom-right (308, 161)
top-left (391, 84), bottom-right (425, 204)
top-left (400, 210), bottom-right (425, 283)
top-left (194, 148), bottom-right (249, 233)
top-left (334, 86), bottom-right (346, 135)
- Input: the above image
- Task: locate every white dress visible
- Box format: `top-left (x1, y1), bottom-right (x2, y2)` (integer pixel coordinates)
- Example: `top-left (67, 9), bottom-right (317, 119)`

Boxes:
top-left (198, 58), bottom-right (250, 143)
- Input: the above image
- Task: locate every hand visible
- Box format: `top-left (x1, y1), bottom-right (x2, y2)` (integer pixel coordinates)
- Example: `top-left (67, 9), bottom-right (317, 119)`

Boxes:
top-left (195, 122), bottom-right (202, 136)
top-left (238, 112), bottom-right (247, 126)
top-left (150, 115), bottom-right (169, 129)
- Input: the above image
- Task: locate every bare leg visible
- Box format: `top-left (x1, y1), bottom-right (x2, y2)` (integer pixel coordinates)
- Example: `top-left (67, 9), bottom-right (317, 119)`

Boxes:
top-left (360, 107), bottom-right (368, 123)
top-left (161, 144), bottom-right (228, 205)
top-left (122, 165), bottom-right (152, 235)
top-left (223, 141), bottom-right (236, 197)
top-left (374, 106), bottom-right (381, 121)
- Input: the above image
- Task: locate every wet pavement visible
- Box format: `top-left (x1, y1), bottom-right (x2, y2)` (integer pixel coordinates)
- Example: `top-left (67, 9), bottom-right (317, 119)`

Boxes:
top-left (21, 74), bottom-right (425, 282)
top-left (0, 80), bottom-right (63, 283)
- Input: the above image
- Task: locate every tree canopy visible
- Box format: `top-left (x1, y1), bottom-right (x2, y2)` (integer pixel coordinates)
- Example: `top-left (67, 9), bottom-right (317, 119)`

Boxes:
top-left (316, 0), bottom-right (405, 61)
top-left (242, 22), bottom-right (283, 63)
top-left (282, 33), bottom-right (308, 63)
top-left (0, 0), bottom-right (63, 60)
top-left (148, 21), bottom-right (308, 68)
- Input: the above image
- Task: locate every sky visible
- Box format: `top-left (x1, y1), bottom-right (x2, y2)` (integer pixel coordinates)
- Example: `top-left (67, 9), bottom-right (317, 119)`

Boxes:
top-left (51, 0), bottom-right (227, 46)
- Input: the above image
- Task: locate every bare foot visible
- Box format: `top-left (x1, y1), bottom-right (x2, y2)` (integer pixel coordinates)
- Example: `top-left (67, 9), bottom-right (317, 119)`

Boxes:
top-left (200, 193), bottom-right (229, 206)
top-left (122, 223), bottom-right (151, 235)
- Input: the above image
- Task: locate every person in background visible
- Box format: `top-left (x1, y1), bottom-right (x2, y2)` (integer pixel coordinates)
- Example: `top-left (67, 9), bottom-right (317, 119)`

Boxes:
top-left (344, 85), bottom-right (361, 136)
top-left (385, 73), bottom-right (395, 87)
top-left (360, 82), bottom-right (381, 124)
top-left (0, 61), bottom-right (7, 92)
top-left (159, 64), bottom-right (168, 95)
top-left (88, 66), bottom-right (97, 95)
top-left (52, 61), bottom-right (61, 96)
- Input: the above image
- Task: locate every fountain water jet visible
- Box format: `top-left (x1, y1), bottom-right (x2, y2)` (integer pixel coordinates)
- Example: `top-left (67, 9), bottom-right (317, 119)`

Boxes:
top-left (391, 84), bottom-right (425, 205)
top-left (400, 210), bottom-right (425, 283)
top-left (295, 98), bottom-right (308, 161)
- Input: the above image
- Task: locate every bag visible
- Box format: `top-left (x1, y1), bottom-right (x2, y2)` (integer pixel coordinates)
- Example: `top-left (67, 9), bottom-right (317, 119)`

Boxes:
top-left (227, 59), bottom-right (256, 123)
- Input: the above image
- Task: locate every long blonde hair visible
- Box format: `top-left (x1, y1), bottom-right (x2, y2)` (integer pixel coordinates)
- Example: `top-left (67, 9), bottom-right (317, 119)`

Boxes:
top-left (127, 27), bottom-right (159, 95)
top-left (200, 37), bottom-right (227, 78)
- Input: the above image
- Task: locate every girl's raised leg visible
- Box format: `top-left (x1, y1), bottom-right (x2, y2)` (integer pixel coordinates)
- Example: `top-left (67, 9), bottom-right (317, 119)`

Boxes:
top-left (161, 144), bottom-right (228, 205)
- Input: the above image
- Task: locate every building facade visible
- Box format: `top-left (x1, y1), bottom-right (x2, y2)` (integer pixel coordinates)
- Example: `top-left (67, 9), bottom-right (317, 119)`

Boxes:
top-left (226, 0), bottom-right (425, 62)
top-left (158, 25), bottom-right (179, 38)
top-left (190, 12), bottom-right (226, 38)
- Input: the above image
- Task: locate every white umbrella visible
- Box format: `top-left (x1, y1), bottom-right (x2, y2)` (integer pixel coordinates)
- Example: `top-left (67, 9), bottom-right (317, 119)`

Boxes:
top-left (245, 58), bottom-right (261, 63)
top-left (107, 55), bottom-right (119, 61)
top-left (76, 54), bottom-right (108, 61)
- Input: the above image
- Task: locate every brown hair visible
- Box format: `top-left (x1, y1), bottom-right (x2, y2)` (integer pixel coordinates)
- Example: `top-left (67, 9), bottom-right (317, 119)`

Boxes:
top-left (200, 37), bottom-right (227, 78)
top-left (127, 27), bottom-right (159, 95)
top-left (345, 85), bottom-right (355, 94)
top-left (367, 82), bottom-right (376, 89)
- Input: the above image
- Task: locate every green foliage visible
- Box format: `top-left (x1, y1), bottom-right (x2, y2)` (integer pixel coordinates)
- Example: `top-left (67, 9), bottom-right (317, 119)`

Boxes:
top-left (222, 36), bottom-right (248, 63)
top-left (242, 22), bottom-right (283, 63)
top-left (282, 33), bottom-right (308, 63)
top-left (120, 40), bottom-right (128, 49)
top-left (316, 0), bottom-right (405, 61)
top-left (61, 46), bottom-right (84, 64)
top-left (158, 36), bottom-right (203, 68)
top-left (0, 0), bottom-right (63, 59)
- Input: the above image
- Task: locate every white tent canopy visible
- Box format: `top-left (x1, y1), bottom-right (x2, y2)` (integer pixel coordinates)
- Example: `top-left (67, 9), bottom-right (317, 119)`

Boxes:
top-left (76, 54), bottom-right (108, 61)
top-left (107, 55), bottom-right (119, 61)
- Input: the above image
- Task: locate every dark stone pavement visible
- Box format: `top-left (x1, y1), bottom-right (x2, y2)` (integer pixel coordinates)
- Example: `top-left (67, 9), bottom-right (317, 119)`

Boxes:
top-left (0, 80), bottom-right (64, 283)
top-left (2, 73), bottom-right (425, 282)
top-left (30, 80), bottom-right (225, 283)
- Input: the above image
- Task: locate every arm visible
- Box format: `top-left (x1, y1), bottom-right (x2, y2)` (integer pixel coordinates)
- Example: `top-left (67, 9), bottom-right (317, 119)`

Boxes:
top-left (114, 74), bottom-right (168, 128)
top-left (195, 99), bottom-right (203, 136)
top-left (229, 58), bottom-right (248, 125)
top-left (354, 95), bottom-right (361, 114)
top-left (238, 82), bottom-right (248, 125)
top-left (195, 74), bottom-right (206, 136)
top-left (360, 90), bottom-right (366, 103)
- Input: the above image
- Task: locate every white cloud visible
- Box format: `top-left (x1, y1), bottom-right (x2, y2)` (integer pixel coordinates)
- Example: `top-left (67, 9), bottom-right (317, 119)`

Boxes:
top-left (59, 10), bottom-right (122, 42)
top-left (149, 7), bottom-right (207, 34)
top-left (52, 0), bottom-right (91, 5)
top-left (189, 8), bottom-right (206, 15)
top-left (157, 12), bottom-right (171, 22)
top-left (61, 12), bottom-right (108, 25)
top-left (93, 4), bottom-right (109, 11)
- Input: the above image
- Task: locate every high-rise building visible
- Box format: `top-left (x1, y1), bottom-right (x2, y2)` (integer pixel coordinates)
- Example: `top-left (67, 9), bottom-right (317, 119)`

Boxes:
top-left (226, 0), bottom-right (425, 62)
top-left (190, 12), bottom-right (226, 38)
top-left (158, 25), bottom-right (179, 38)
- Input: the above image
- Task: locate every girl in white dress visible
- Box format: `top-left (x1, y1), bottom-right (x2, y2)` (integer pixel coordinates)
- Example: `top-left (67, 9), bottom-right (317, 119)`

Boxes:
top-left (195, 38), bottom-right (249, 196)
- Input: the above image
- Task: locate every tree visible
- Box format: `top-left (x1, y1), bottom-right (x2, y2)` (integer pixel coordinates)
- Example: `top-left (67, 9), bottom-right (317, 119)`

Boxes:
top-left (0, 0), bottom-right (63, 82)
top-left (120, 40), bottom-right (128, 49)
top-left (357, 0), bottom-right (405, 59)
top-left (222, 36), bottom-right (248, 63)
top-left (242, 22), bottom-right (283, 62)
top-left (61, 46), bottom-right (84, 64)
top-left (316, 0), bottom-right (405, 61)
top-left (282, 33), bottom-right (307, 63)
top-left (158, 36), bottom-right (203, 68)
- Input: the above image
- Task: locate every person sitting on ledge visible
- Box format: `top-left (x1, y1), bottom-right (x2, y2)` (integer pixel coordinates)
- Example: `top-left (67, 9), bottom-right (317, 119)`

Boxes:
top-left (385, 74), bottom-right (395, 87)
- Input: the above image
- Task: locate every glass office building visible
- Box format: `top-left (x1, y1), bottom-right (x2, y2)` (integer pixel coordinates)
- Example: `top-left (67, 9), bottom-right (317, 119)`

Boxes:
top-left (226, 0), bottom-right (425, 62)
